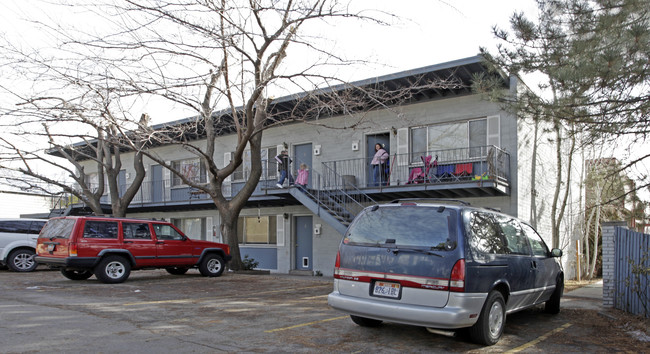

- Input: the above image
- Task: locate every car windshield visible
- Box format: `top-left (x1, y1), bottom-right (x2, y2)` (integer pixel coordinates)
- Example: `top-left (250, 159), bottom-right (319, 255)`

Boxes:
top-left (345, 206), bottom-right (457, 249)
top-left (39, 219), bottom-right (76, 239)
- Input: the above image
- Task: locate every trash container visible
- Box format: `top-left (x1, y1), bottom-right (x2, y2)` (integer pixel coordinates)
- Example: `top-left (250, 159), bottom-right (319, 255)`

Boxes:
top-left (341, 175), bottom-right (356, 189)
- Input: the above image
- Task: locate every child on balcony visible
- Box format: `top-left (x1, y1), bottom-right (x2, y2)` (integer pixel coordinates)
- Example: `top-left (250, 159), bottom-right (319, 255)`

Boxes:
top-left (296, 163), bottom-right (309, 190)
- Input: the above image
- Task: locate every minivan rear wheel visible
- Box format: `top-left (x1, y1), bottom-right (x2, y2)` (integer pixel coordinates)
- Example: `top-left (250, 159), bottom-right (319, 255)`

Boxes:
top-left (469, 290), bottom-right (506, 345)
top-left (61, 269), bottom-right (93, 280)
top-left (350, 315), bottom-right (383, 327)
top-left (94, 255), bottom-right (131, 284)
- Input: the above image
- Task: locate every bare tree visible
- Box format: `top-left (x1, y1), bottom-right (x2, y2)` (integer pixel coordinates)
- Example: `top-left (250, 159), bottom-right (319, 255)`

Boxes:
top-left (0, 43), bottom-right (150, 217)
top-left (19, 0), bottom-right (399, 270)
top-left (1, 0), bottom-right (456, 270)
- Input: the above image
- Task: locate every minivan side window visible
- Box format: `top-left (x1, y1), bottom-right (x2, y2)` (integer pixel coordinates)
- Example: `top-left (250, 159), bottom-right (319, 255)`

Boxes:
top-left (520, 223), bottom-right (550, 257)
top-left (83, 221), bottom-right (119, 239)
top-left (466, 211), bottom-right (508, 255)
top-left (495, 216), bottom-right (531, 255)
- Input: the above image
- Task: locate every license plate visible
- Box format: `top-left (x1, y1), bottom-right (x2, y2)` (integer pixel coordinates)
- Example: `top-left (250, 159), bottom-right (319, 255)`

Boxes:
top-left (372, 281), bottom-right (401, 298)
top-left (47, 244), bottom-right (55, 252)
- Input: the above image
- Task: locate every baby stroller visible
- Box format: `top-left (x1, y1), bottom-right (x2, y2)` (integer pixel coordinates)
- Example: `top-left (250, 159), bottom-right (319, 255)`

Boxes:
top-left (407, 155), bottom-right (436, 184)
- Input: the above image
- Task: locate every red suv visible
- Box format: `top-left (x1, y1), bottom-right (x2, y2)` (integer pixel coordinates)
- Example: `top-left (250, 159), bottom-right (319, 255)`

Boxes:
top-left (35, 216), bottom-right (231, 283)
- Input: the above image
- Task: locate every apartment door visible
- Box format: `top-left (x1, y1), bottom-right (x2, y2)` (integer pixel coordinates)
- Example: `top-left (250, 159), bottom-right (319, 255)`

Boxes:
top-left (294, 216), bottom-right (313, 271)
top-left (366, 133), bottom-right (390, 187)
top-left (151, 165), bottom-right (163, 203)
top-left (293, 143), bottom-right (312, 188)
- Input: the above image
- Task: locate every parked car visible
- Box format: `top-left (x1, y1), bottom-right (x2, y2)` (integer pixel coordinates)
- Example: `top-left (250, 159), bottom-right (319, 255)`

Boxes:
top-left (35, 216), bottom-right (231, 283)
top-left (327, 199), bottom-right (564, 345)
top-left (0, 218), bottom-right (47, 272)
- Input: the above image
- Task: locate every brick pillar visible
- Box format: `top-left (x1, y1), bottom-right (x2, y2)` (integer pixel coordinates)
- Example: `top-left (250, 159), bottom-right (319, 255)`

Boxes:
top-left (601, 221), bottom-right (627, 308)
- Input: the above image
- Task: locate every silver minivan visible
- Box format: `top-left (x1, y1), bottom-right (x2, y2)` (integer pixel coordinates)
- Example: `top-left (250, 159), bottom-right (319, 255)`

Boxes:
top-left (327, 200), bottom-right (564, 345)
top-left (0, 218), bottom-right (47, 272)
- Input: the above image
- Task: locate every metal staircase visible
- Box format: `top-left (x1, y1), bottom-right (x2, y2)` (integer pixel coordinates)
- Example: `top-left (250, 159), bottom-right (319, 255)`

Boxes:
top-left (289, 163), bottom-right (377, 235)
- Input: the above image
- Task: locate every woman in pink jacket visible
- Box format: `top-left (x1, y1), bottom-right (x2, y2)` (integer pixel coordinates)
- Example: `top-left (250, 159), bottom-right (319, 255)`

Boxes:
top-left (371, 143), bottom-right (389, 186)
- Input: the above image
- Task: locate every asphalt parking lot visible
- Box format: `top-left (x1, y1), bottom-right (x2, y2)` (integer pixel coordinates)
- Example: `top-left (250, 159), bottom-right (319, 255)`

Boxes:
top-left (0, 269), bottom-right (647, 353)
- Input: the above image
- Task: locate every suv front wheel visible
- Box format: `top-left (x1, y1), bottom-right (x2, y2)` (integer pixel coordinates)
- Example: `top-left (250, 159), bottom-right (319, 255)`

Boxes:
top-left (7, 249), bottom-right (38, 272)
top-left (94, 255), bottom-right (131, 283)
top-left (199, 254), bottom-right (225, 277)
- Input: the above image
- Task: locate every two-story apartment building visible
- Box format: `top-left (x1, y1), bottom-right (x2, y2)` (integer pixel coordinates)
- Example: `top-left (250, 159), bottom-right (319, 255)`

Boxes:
top-left (64, 56), bottom-right (579, 277)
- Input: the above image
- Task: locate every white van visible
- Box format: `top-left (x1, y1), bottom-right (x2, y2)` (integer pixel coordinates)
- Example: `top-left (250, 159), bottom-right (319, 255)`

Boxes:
top-left (0, 218), bottom-right (47, 272)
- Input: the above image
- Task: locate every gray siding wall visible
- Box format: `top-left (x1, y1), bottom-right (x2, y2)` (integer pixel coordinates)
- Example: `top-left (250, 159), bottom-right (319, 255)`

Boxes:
top-left (78, 87), bottom-right (565, 277)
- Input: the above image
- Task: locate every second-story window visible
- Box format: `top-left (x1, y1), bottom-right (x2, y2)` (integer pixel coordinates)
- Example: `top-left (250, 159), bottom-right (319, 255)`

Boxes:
top-left (171, 158), bottom-right (206, 186)
top-left (232, 146), bottom-right (277, 181)
top-left (409, 117), bottom-right (498, 162)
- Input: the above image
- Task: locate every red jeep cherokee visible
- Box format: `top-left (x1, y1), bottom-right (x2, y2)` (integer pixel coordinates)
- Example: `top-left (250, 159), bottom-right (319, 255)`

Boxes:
top-left (35, 216), bottom-right (231, 283)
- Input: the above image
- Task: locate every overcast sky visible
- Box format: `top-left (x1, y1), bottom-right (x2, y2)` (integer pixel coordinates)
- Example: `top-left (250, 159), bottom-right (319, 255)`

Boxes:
top-left (0, 0), bottom-right (539, 84)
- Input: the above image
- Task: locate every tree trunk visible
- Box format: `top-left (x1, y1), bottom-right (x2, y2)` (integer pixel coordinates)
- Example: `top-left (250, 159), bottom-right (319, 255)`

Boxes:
top-left (583, 205), bottom-right (596, 278)
top-left (551, 122), bottom-right (563, 249)
top-left (589, 204), bottom-right (601, 279)
top-left (529, 119), bottom-right (540, 228)
top-left (220, 210), bottom-right (243, 271)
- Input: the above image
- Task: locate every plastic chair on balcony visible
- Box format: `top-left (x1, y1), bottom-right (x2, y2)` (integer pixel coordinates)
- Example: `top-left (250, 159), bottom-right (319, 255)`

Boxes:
top-left (453, 163), bottom-right (473, 181)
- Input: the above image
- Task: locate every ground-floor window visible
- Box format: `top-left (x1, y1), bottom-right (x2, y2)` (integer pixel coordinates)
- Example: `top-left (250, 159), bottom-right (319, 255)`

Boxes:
top-left (171, 217), bottom-right (206, 240)
top-left (237, 216), bottom-right (277, 245)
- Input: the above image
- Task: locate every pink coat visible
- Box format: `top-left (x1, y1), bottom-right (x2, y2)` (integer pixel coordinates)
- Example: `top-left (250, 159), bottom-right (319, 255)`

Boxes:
top-left (296, 169), bottom-right (309, 185)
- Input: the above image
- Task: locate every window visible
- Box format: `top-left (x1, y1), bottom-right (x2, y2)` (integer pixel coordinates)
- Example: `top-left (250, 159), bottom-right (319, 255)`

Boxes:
top-left (152, 224), bottom-right (185, 241)
top-left (84, 172), bottom-right (108, 193)
top-left (83, 221), bottom-right (118, 239)
top-left (495, 216), bottom-right (530, 255)
top-left (233, 146), bottom-right (278, 181)
top-left (171, 158), bottom-right (206, 186)
top-left (171, 218), bottom-right (205, 240)
top-left (237, 216), bottom-right (277, 245)
top-left (0, 220), bottom-right (45, 234)
top-left (123, 223), bottom-right (152, 240)
top-left (410, 127), bottom-right (427, 163)
top-left (408, 117), bottom-right (496, 162)
top-left (345, 206), bottom-right (457, 249)
top-left (469, 119), bottom-right (487, 158)
top-left (521, 223), bottom-right (550, 257)
top-left (38, 219), bottom-right (76, 239)
top-left (466, 211), bottom-right (508, 255)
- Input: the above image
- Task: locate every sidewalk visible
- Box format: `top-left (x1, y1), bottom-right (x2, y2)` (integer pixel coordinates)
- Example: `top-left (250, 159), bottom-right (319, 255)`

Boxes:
top-left (562, 280), bottom-right (604, 310)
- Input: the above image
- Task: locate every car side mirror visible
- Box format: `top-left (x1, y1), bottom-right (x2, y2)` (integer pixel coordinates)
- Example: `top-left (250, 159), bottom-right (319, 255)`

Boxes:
top-left (550, 248), bottom-right (562, 257)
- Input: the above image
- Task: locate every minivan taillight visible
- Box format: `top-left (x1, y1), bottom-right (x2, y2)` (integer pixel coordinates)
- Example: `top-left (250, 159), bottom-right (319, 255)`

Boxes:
top-left (69, 242), bottom-right (78, 257)
top-left (333, 251), bottom-right (341, 278)
top-left (449, 259), bottom-right (465, 292)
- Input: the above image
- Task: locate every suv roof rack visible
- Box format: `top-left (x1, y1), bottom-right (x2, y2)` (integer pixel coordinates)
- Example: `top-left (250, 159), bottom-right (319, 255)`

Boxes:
top-left (388, 198), bottom-right (471, 206)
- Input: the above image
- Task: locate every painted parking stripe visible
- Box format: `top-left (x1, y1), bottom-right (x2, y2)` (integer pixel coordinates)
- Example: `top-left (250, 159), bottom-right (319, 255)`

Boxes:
top-left (505, 323), bottom-right (572, 353)
top-left (265, 316), bottom-right (348, 333)
top-left (122, 284), bottom-right (329, 306)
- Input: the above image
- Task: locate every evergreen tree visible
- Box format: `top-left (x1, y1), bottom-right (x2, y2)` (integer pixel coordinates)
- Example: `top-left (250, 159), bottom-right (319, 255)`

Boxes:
top-left (475, 0), bottom-right (650, 247)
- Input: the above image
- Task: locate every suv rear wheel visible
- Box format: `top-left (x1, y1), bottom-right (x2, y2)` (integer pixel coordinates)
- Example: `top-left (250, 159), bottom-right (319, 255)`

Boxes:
top-left (199, 254), bottom-right (224, 277)
top-left (94, 255), bottom-right (131, 283)
top-left (469, 290), bottom-right (506, 346)
top-left (7, 249), bottom-right (37, 272)
top-left (61, 269), bottom-right (93, 280)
